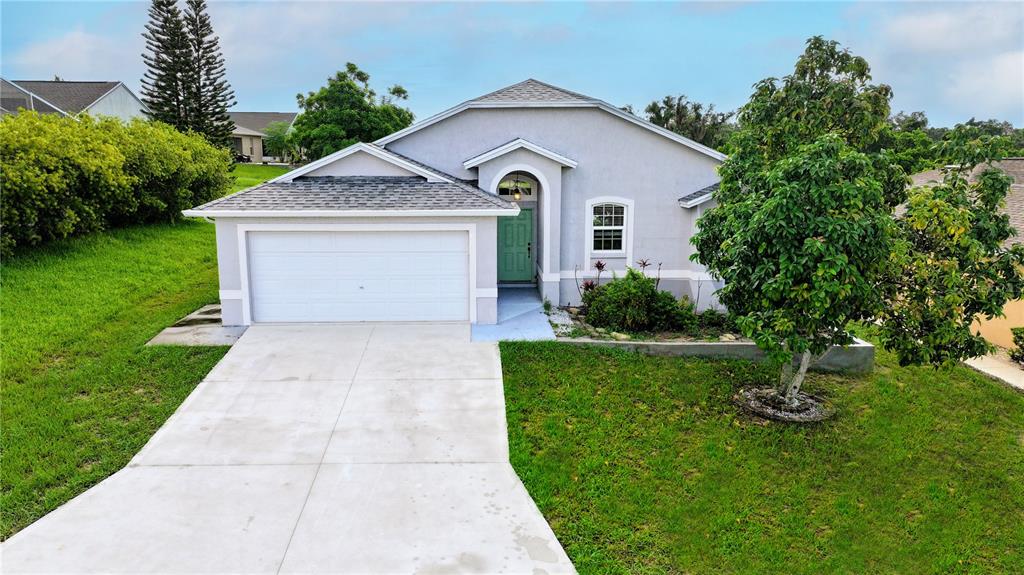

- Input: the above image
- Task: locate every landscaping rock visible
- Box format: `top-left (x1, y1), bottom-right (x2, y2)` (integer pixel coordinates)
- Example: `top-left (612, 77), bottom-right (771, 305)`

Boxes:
top-left (595, 328), bottom-right (608, 334)
top-left (719, 333), bottom-right (738, 342)
top-left (610, 332), bottom-right (631, 341)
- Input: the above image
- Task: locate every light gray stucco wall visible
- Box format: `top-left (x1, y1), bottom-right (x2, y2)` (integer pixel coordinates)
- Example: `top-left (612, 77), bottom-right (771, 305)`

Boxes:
top-left (385, 106), bottom-right (722, 307)
top-left (86, 84), bottom-right (147, 122)
top-left (304, 151), bottom-right (419, 178)
top-left (213, 216), bottom-right (498, 326)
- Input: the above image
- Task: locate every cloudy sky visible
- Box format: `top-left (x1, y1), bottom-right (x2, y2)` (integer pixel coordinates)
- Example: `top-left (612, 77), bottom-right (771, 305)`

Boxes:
top-left (2, 1), bottom-right (1021, 127)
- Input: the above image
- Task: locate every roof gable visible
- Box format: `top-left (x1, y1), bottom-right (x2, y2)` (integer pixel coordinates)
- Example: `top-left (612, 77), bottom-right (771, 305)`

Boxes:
top-left (11, 80), bottom-right (120, 113)
top-left (376, 79), bottom-right (726, 162)
top-left (271, 142), bottom-right (453, 183)
top-left (463, 138), bottom-right (578, 169)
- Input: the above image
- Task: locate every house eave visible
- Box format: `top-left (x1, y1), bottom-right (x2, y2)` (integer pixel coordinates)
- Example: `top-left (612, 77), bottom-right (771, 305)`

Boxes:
top-left (182, 207), bottom-right (521, 219)
top-left (677, 194), bottom-right (714, 209)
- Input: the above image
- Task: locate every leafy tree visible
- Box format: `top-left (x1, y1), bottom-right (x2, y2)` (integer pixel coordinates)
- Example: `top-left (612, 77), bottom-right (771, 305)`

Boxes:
top-left (890, 110), bottom-right (929, 132)
top-left (879, 128), bottom-right (1024, 366)
top-left (290, 63), bottom-right (413, 160)
top-left (694, 36), bottom-right (1024, 414)
top-left (262, 120), bottom-right (294, 159)
top-left (642, 95), bottom-right (734, 149)
top-left (140, 0), bottom-right (191, 128)
top-left (182, 0), bottom-right (235, 148)
top-left (693, 37), bottom-right (903, 409)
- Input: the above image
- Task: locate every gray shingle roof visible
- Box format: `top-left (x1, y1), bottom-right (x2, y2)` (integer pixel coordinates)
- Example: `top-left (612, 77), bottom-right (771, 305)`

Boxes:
top-left (228, 111), bottom-right (298, 135)
top-left (472, 79), bottom-right (595, 104)
top-left (678, 182), bottom-right (719, 207)
top-left (11, 80), bottom-right (119, 113)
top-left (189, 176), bottom-right (516, 213)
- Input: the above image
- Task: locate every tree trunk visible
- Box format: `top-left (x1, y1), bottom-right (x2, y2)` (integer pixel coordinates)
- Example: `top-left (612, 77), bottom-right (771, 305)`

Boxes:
top-left (778, 350), bottom-right (812, 407)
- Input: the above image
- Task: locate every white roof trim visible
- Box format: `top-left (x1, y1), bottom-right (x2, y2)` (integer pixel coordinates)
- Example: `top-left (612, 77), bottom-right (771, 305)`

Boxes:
top-left (375, 100), bottom-right (726, 163)
top-left (678, 193), bottom-right (715, 209)
top-left (182, 207), bottom-right (519, 218)
top-left (269, 142), bottom-right (452, 183)
top-left (463, 138), bottom-right (578, 169)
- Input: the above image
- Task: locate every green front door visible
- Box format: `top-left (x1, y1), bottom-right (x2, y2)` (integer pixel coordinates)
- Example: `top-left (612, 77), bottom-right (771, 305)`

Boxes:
top-left (498, 208), bottom-right (534, 282)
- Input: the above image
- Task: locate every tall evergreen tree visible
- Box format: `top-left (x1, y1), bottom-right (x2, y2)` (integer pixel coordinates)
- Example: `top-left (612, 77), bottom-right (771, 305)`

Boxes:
top-left (140, 0), bottom-right (190, 128)
top-left (183, 0), bottom-right (235, 148)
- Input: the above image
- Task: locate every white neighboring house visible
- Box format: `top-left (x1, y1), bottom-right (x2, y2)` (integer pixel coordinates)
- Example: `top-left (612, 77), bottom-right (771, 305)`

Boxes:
top-left (0, 78), bottom-right (147, 121)
top-left (185, 79), bottom-right (726, 326)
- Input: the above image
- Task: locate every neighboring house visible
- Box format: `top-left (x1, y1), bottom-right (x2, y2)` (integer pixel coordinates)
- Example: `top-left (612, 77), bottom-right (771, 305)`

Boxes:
top-left (0, 78), bottom-right (147, 121)
top-left (185, 79), bottom-right (725, 326)
top-left (228, 111), bottom-right (297, 163)
top-left (912, 158), bottom-right (1024, 349)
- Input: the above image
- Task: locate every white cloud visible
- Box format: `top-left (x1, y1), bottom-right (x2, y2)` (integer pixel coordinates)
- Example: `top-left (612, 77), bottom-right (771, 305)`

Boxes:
top-left (881, 3), bottom-right (1023, 55)
top-left (839, 2), bottom-right (1024, 125)
top-left (9, 28), bottom-right (144, 88)
top-left (946, 49), bottom-right (1024, 117)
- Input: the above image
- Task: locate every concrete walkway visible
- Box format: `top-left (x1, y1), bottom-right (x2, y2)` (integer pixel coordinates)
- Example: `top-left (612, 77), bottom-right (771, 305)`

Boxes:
top-left (472, 288), bottom-right (555, 342)
top-left (964, 348), bottom-right (1024, 391)
top-left (2, 324), bottom-right (575, 574)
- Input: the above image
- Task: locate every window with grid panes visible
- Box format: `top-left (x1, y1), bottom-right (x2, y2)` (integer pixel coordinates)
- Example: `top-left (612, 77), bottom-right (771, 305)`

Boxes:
top-left (592, 203), bottom-right (625, 252)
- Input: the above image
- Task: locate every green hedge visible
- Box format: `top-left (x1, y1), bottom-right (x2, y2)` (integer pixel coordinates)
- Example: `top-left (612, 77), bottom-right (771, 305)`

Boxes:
top-left (0, 112), bottom-right (231, 255)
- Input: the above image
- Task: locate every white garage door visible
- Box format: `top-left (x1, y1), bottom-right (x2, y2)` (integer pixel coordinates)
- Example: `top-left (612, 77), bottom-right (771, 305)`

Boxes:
top-left (247, 230), bottom-right (470, 323)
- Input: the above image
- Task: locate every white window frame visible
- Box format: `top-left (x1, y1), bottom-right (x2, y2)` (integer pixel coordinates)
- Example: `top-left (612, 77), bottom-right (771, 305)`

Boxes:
top-left (584, 196), bottom-right (634, 264)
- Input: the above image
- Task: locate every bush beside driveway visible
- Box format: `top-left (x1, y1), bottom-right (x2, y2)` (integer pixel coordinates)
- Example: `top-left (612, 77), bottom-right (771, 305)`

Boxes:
top-left (501, 339), bottom-right (1024, 574)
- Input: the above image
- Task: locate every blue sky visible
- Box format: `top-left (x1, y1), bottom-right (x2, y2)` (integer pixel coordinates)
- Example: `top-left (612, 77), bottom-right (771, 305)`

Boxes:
top-left (2, 1), bottom-right (1021, 127)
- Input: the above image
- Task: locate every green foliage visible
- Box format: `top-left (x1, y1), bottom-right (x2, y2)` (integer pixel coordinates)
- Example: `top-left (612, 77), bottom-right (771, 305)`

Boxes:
top-left (291, 63), bottom-right (414, 160)
top-left (642, 94), bottom-right (735, 149)
top-left (181, 0), bottom-right (235, 147)
top-left (0, 112), bottom-right (231, 255)
top-left (1010, 328), bottom-right (1024, 363)
top-left (693, 38), bottom-right (900, 366)
top-left (878, 127), bottom-right (1024, 366)
top-left (696, 307), bottom-right (735, 332)
top-left (262, 120), bottom-right (293, 159)
top-left (141, 0), bottom-right (235, 145)
top-left (583, 268), bottom-right (696, 332)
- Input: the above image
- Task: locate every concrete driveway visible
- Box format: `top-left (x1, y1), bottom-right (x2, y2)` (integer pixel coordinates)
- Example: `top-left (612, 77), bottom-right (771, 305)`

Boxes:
top-left (2, 324), bottom-right (575, 574)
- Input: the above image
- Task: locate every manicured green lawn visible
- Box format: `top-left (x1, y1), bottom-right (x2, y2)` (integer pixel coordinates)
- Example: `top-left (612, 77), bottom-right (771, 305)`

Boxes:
top-left (501, 338), bottom-right (1024, 574)
top-left (0, 223), bottom-right (228, 538)
top-left (0, 166), bottom-right (287, 538)
top-left (229, 163), bottom-right (291, 192)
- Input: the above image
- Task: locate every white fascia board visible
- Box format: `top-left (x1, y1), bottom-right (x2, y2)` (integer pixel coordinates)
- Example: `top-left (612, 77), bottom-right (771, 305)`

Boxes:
top-left (678, 193), bottom-right (714, 209)
top-left (463, 138), bottom-right (578, 169)
top-left (7, 81), bottom-right (70, 116)
top-left (181, 207), bottom-right (520, 218)
top-left (375, 101), bottom-right (727, 163)
top-left (269, 142), bottom-right (451, 183)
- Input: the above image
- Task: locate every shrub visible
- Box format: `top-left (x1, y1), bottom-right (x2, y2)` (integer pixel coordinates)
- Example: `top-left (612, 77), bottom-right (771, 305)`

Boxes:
top-left (583, 268), bottom-right (695, 332)
top-left (0, 112), bottom-right (230, 255)
top-left (697, 308), bottom-right (735, 332)
top-left (1011, 328), bottom-right (1024, 364)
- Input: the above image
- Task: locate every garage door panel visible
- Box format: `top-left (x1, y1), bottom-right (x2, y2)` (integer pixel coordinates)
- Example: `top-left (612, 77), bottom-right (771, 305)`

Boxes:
top-left (247, 230), bottom-right (471, 323)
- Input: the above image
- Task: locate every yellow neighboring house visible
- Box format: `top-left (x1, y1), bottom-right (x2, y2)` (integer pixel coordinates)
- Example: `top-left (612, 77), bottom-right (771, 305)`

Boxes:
top-left (912, 158), bottom-right (1024, 349)
top-left (228, 111), bottom-right (297, 163)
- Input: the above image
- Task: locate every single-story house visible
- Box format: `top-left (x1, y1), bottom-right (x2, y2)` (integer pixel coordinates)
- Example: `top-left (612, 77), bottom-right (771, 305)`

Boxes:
top-left (185, 79), bottom-right (725, 326)
top-left (912, 158), bottom-right (1024, 349)
top-left (0, 78), bottom-right (147, 121)
top-left (228, 111), bottom-right (297, 163)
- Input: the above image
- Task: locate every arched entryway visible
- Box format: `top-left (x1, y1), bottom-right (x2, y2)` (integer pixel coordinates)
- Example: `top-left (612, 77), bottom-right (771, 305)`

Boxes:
top-left (494, 170), bottom-right (540, 284)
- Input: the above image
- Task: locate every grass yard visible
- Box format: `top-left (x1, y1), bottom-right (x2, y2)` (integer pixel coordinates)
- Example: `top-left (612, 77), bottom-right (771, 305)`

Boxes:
top-left (229, 163), bottom-right (292, 192)
top-left (502, 337), bottom-right (1024, 574)
top-left (0, 166), bottom-right (285, 538)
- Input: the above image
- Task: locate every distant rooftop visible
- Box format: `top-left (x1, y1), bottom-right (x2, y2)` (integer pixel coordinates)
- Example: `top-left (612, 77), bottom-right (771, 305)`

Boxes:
top-left (10, 80), bottom-right (120, 113)
top-left (228, 111), bottom-right (298, 135)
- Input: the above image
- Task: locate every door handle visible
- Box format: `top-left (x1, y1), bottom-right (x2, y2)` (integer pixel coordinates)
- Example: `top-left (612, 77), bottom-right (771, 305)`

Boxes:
top-left (527, 242), bottom-right (532, 257)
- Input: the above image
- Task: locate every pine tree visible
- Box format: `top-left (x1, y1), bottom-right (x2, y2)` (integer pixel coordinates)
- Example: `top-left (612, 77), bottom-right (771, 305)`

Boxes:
top-left (183, 0), bottom-right (235, 148)
top-left (140, 0), bottom-right (190, 128)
